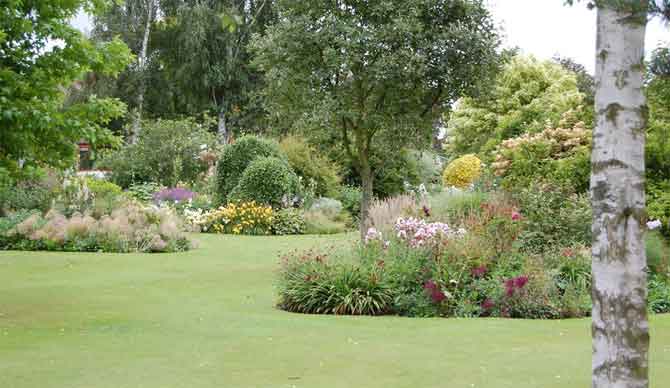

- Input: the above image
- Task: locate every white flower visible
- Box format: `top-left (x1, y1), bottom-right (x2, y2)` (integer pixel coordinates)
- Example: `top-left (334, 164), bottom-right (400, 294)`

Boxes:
top-left (647, 219), bottom-right (663, 230)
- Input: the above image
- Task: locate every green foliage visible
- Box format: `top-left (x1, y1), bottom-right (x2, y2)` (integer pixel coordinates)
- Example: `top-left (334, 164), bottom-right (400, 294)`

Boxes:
top-left (514, 186), bottom-right (592, 253)
top-left (649, 274), bottom-right (670, 314)
top-left (277, 252), bottom-right (393, 315)
top-left (127, 182), bottom-right (163, 203)
top-left (491, 110), bottom-right (592, 192)
top-left (229, 157), bottom-right (301, 208)
top-left (646, 231), bottom-right (670, 276)
top-left (272, 208), bottom-right (306, 236)
top-left (0, 171), bottom-right (58, 215)
top-left (54, 176), bottom-right (127, 218)
top-left (215, 136), bottom-right (284, 203)
top-left (427, 190), bottom-right (489, 224)
top-left (253, 0), bottom-right (502, 223)
top-left (338, 186), bottom-right (362, 219)
top-left (100, 118), bottom-right (216, 188)
top-left (279, 136), bottom-right (342, 197)
top-left (445, 55), bottom-right (586, 157)
top-left (648, 180), bottom-right (670, 240)
top-left (0, 0), bottom-right (132, 174)
top-left (303, 209), bottom-right (349, 235)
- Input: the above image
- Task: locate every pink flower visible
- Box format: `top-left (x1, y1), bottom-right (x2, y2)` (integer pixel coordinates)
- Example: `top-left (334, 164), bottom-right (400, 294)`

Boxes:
top-left (511, 211), bottom-right (521, 221)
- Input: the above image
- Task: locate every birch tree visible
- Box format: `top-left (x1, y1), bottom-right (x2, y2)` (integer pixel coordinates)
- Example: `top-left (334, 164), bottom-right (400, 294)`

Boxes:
top-left (131, 0), bottom-right (159, 144)
top-left (591, 1), bottom-right (649, 387)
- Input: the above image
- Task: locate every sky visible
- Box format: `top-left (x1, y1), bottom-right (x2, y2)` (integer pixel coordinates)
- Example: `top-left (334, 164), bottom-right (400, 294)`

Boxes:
top-left (487, 0), bottom-right (669, 73)
top-left (71, 1), bottom-right (670, 74)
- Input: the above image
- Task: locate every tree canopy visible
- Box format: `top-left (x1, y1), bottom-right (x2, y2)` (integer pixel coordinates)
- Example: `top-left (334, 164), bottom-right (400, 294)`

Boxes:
top-left (0, 0), bottom-right (132, 176)
top-left (252, 0), bottom-right (502, 233)
top-left (444, 55), bottom-right (586, 157)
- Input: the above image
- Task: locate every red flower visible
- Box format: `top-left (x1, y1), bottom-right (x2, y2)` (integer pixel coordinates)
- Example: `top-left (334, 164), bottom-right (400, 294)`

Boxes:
top-left (424, 280), bottom-right (446, 303)
top-left (514, 275), bottom-right (529, 289)
top-left (481, 298), bottom-right (495, 310)
top-left (471, 265), bottom-right (488, 278)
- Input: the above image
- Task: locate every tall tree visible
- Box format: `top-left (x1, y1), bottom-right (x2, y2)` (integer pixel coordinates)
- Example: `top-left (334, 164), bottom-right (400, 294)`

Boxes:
top-left (252, 0), bottom-right (501, 238)
top-left (91, 0), bottom-right (160, 142)
top-left (158, 0), bottom-right (275, 142)
top-left (591, 2), bottom-right (649, 387)
top-left (0, 0), bottom-right (132, 175)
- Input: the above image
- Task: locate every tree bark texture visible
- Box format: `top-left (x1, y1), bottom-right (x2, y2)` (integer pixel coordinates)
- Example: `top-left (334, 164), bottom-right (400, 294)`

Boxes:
top-left (131, 0), bottom-right (155, 144)
top-left (591, 5), bottom-right (649, 388)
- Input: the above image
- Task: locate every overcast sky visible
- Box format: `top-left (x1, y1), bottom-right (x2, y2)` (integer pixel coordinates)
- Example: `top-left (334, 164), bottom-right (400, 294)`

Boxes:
top-left (487, 0), bottom-right (669, 73)
top-left (71, 1), bottom-right (669, 74)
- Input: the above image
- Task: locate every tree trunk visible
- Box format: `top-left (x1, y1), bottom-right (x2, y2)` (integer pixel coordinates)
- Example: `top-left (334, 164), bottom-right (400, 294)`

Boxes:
top-left (591, 4), bottom-right (649, 388)
top-left (217, 103), bottom-right (229, 144)
top-left (131, 0), bottom-right (154, 144)
top-left (359, 148), bottom-right (374, 241)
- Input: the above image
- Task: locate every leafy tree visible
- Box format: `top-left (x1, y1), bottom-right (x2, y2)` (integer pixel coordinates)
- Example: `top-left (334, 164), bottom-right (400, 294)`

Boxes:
top-left (156, 0), bottom-right (275, 141)
top-left (252, 0), bottom-right (501, 237)
top-left (646, 45), bottom-right (670, 182)
top-left (444, 55), bottom-right (586, 157)
top-left (0, 0), bottom-right (132, 176)
top-left (553, 55), bottom-right (596, 108)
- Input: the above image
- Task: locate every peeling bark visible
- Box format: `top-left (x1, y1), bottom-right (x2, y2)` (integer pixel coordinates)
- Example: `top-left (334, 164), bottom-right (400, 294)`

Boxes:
top-left (592, 4), bottom-right (649, 388)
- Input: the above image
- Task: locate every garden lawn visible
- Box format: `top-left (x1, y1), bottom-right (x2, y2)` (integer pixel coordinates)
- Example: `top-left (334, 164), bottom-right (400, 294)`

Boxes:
top-left (1, 234), bottom-right (669, 388)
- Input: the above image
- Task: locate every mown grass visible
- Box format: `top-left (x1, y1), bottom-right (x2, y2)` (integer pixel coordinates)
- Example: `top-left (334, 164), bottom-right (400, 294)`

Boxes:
top-left (1, 233), bottom-right (669, 388)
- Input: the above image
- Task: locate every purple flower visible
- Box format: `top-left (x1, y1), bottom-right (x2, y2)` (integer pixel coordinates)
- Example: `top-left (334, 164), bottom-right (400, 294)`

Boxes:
top-left (153, 187), bottom-right (195, 203)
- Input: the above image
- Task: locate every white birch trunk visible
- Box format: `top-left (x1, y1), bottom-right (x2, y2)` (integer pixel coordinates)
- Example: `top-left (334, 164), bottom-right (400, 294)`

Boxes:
top-left (131, 0), bottom-right (154, 144)
top-left (592, 5), bottom-right (649, 388)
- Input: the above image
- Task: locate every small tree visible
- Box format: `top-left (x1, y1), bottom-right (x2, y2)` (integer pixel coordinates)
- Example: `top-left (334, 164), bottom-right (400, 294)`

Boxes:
top-left (252, 0), bottom-right (501, 238)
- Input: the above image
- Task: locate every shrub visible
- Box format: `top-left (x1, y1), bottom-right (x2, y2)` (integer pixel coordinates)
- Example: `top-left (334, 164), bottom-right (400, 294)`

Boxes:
top-left (279, 136), bottom-right (342, 197)
top-left (309, 197), bottom-right (343, 218)
top-left (0, 171), bottom-right (57, 215)
top-left (1, 204), bottom-right (191, 253)
top-left (55, 176), bottom-right (127, 218)
top-left (229, 157), bottom-right (301, 208)
top-left (648, 180), bottom-right (670, 240)
top-left (514, 185), bottom-right (591, 253)
top-left (442, 154), bottom-right (482, 189)
top-left (201, 201), bottom-right (274, 235)
top-left (153, 187), bottom-right (196, 204)
top-left (649, 274), bottom-right (670, 314)
top-left (646, 231), bottom-right (670, 276)
top-left (303, 210), bottom-right (348, 235)
top-left (277, 250), bottom-right (393, 315)
top-left (215, 136), bottom-right (284, 203)
top-left (272, 208), bottom-right (306, 235)
top-left (127, 182), bottom-right (163, 203)
top-left (491, 110), bottom-right (591, 192)
top-left (338, 185), bottom-right (362, 219)
top-left (100, 118), bottom-right (216, 188)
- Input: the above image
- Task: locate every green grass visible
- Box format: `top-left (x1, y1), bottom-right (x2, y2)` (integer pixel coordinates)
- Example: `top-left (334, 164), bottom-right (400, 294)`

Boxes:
top-left (1, 234), bottom-right (669, 388)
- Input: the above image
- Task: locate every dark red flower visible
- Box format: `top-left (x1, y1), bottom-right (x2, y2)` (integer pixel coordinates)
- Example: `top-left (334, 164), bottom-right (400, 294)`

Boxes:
top-left (471, 265), bottom-right (488, 278)
top-left (481, 298), bottom-right (495, 310)
top-left (422, 205), bottom-right (431, 218)
top-left (424, 280), bottom-right (446, 303)
top-left (514, 275), bottom-right (529, 289)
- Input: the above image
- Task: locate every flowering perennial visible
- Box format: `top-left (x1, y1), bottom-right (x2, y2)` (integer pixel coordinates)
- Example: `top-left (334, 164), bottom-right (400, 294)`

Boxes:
top-left (394, 217), bottom-right (465, 247)
top-left (201, 201), bottom-right (273, 235)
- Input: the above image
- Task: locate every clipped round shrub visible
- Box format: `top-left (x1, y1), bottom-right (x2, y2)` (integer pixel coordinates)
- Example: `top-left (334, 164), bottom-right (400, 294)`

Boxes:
top-left (215, 136), bottom-right (284, 203)
top-left (442, 154), bottom-right (482, 189)
top-left (229, 157), bottom-right (301, 208)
